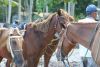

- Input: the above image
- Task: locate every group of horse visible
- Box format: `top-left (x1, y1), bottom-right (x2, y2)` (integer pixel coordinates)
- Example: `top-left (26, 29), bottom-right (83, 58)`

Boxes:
top-left (0, 9), bottom-right (74, 67)
top-left (0, 8), bottom-right (100, 67)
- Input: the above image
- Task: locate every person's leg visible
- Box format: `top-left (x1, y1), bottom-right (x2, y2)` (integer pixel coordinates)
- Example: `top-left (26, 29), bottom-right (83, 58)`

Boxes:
top-left (87, 57), bottom-right (97, 67)
top-left (82, 57), bottom-right (88, 67)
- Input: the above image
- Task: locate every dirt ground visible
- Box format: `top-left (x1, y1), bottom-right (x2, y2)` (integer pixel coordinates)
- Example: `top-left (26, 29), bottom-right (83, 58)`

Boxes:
top-left (0, 49), bottom-right (85, 67)
top-left (38, 49), bottom-right (83, 67)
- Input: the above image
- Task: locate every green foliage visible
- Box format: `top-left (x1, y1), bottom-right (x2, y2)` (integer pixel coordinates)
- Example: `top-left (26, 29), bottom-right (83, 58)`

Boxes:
top-left (75, 0), bottom-right (97, 20)
top-left (35, 0), bottom-right (97, 20)
top-left (0, 0), bottom-right (19, 22)
top-left (0, 0), bottom-right (98, 22)
top-left (36, 0), bottom-right (45, 12)
top-left (75, 13), bottom-right (85, 21)
top-left (36, 0), bottom-right (63, 12)
top-left (0, 0), bottom-right (18, 7)
top-left (69, 0), bottom-right (77, 4)
top-left (48, 0), bottom-right (63, 12)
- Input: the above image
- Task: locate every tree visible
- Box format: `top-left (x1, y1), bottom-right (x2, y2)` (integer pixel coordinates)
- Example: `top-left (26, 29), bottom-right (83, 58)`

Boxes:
top-left (0, 0), bottom-right (20, 23)
top-left (7, 0), bottom-right (12, 24)
top-left (18, 0), bottom-right (21, 22)
top-left (29, 0), bottom-right (33, 22)
top-left (64, 0), bottom-right (68, 10)
top-left (98, 0), bottom-right (100, 20)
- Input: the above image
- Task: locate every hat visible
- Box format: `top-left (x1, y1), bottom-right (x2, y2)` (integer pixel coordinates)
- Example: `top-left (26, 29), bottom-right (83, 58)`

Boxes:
top-left (86, 4), bottom-right (100, 15)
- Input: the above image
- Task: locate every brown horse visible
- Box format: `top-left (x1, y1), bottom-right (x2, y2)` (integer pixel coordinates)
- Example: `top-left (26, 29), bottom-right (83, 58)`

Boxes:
top-left (44, 10), bottom-right (74, 67)
top-left (57, 23), bottom-right (100, 66)
top-left (0, 28), bottom-right (11, 67)
top-left (0, 28), bottom-right (24, 67)
top-left (22, 9), bottom-right (73, 67)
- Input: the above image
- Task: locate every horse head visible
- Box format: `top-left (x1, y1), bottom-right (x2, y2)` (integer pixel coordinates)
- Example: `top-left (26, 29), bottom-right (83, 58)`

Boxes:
top-left (51, 9), bottom-right (74, 36)
top-left (8, 28), bottom-right (25, 67)
top-left (57, 9), bottom-right (74, 28)
top-left (55, 13), bottom-right (75, 62)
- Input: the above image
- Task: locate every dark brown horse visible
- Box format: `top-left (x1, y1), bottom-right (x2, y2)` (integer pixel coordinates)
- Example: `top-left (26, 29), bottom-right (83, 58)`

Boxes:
top-left (44, 10), bottom-right (74, 67)
top-left (57, 22), bottom-right (100, 66)
top-left (0, 28), bottom-right (24, 67)
top-left (22, 9), bottom-right (74, 67)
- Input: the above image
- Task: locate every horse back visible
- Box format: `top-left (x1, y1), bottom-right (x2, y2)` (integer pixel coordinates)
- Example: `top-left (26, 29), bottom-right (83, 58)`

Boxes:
top-left (92, 27), bottom-right (100, 65)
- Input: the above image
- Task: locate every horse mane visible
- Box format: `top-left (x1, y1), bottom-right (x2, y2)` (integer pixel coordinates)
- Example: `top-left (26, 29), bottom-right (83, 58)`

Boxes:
top-left (31, 9), bottom-right (74, 33)
top-left (32, 13), bottom-right (56, 33)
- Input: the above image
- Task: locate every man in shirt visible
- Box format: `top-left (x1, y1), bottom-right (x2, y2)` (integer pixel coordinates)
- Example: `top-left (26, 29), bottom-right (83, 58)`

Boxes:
top-left (78, 4), bottom-right (100, 23)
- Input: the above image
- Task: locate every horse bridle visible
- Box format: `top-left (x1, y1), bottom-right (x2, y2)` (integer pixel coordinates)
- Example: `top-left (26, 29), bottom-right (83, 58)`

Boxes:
top-left (53, 14), bottom-right (68, 39)
top-left (55, 22), bottom-right (73, 67)
top-left (8, 28), bottom-right (25, 67)
top-left (44, 14), bottom-right (68, 55)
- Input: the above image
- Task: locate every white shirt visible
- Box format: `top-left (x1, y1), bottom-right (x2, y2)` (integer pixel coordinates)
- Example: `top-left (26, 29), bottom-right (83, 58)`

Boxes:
top-left (78, 16), bottom-right (97, 23)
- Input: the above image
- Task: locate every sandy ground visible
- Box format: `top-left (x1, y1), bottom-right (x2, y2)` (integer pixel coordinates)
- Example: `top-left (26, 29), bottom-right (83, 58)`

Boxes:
top-left (0, 49), bottom-right (84, 67)
top-left (38, 49), bottom-right (83, 67)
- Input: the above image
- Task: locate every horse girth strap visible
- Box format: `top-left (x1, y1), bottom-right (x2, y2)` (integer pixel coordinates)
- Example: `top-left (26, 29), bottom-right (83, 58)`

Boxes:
top-left (89, 22), bottom-right (100, 48)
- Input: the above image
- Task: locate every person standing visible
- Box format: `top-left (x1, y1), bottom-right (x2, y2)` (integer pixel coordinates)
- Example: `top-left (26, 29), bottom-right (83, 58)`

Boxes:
top-left (12, 20), bottom-right (19, 28)
top-left (78, 4), bottom-right (100, 23)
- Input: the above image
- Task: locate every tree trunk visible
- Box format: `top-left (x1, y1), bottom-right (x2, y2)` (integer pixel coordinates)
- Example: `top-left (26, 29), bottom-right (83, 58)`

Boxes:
top-left (45, 0), bottom-right (48, 13)
top-left (7, 0), bottom-right (12, 24)
top-left (24, 0), bottom-right (29, 22)
top-left (68, 2), bottom-right (75, 16)
top-left (33, 0), bottom-right (36, 12)
top-left (18, 0), bottom-right (21, 22)
top-left (64, 0), bottom-right (67, 11)
top-left (64, 2), bottom-right (67, 11)
top-left (98, 0), bottom-right (100, 21)
top-left (29, 0), bottom-right (33, 22)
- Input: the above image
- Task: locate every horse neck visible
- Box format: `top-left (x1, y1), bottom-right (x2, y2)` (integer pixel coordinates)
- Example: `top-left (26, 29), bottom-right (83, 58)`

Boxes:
top-left (0, 29), bottom-right (9, 48)
top-left (67, 23), bottom-right (97, 50)
top-left (43, 14), bottom-right (59, 44)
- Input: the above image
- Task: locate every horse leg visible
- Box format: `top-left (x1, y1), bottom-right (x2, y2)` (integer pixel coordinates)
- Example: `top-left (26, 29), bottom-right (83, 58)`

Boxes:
top-left (34, 58), bottom-right (40, 67)
top-left (3, 47), bottom-right (12, 67)
top-left (44, 52), bottom-right (52, 67)
top-left (44, 45), bottom-right (57, 67)
top-left (27, 56), bottom-right (40, 67)
top-left (6, 59), bottom-right (12, 67)
top-left (0, 57), bottom-right (3, 61)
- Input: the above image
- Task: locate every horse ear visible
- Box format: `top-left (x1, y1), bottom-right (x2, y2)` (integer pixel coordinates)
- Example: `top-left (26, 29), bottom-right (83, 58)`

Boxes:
top-left (69, 16), bottom-right (74, 21)
top-left (57, 9), bottom-right (62, 16)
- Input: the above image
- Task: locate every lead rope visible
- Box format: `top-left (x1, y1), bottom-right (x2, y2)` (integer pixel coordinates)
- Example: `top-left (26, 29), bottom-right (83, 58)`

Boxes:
top-left (56, 23), bottom-right (71, 67)
top-left (57, 16), bottom-right (71, 67)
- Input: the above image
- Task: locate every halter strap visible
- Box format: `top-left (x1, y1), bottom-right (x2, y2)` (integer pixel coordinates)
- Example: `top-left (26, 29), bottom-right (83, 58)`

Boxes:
top-left (56, 23), bottom-right (72, 61)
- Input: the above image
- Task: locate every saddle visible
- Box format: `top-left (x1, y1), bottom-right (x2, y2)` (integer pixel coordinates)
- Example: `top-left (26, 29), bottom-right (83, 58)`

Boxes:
top-left (92, 27), bottom-right (100, 65)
